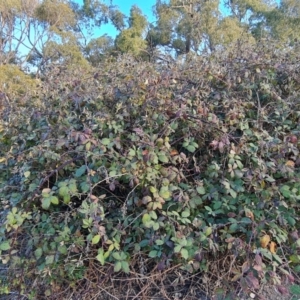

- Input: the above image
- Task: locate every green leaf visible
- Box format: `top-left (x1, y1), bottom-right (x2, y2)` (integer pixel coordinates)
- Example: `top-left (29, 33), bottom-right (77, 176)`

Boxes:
top-left (42, 197), bottom-right (51, 210)
top-left (280, 185), bottom-right (290, 198)
top-left (139, 240), bottom-right (149, 247)
top-left (153, 223), bottom-right (159, 231)
top-left (58, 186), bottom-right (69, 197)
top-left (174, 245), bottom-right (182, 253)
top-left (191, 196), bottom-right (202, 205)
top-left (80, 182), bottom-right (90, 193)
top-left (101, 138), bottom-right (110, 145)
top-left (229, 223), bottom-right (238, 233)
top-left (114, 261), bottom-right (122, 272)
top-left (196, 186), bottom-right (206, 195)
top-left (205, 227), bottom-right (213, 236)
top-left (272, 253), bottom-right (282, 264)
top-left (149, 250), bottom-right (158, 258)
top-left (92, 235), bottom-right (101, 245)
top-left (75, 165), bottom-right (86, 177)
top-left (289, 254), bottom-right (300, 264)
top-left (159, 187), bottom-right (171, 199)
top-left (34, 248), bottom-right (43, 259)
top-left (63, 194), bottom-right (70, 204)
top-left (0, 241), bottom-right (10, 251)
top-left (96, 249), bottom-right (105, 265)
top-left (205, 206), bottom-right (212, 212)
top-left (181, 209), bottom-right (190, 218)
top-left (68, 182), bottom-right (77, 193)
top-left (128, 149), bottom-right (136, 156)
top-left (158, 154), bottom-right (168, 163)
top-left (155, 239), bottom-right (164, 246)
top-left (120, 252), bottom-right (127, 260)
top-left (181, 248), bottom-right (189, 259)
top-left (45, 255), bottom-right (54, 265)
top-left (260, 248), bottom-right (272, 260)
top-left (186, 145), bottom-right (196, 152)
top-left (213, 201), bottom-right (222, 210)
top-left (57, 245), bottom-right (67, 255)
top-left (149, 186), bottom-right (157, 193)
top-left (285, 216), bottom-right (296, 226)
top-left (85, 141), bottom-right (91, 151)
top-left (50, 196), bottom-right (59, 205)
top-left (229, 189), bottom-right (237, 198)
top-left (112, 252), bottom-right (121, 260)
top-left (290, 285), bottom-right (300, 295)
top-left (149, 211), bottom-right (157, 219)
top-left (142, 213), bottom-right (151, 225)
top-left (121, 261), bottom-right (130, 273)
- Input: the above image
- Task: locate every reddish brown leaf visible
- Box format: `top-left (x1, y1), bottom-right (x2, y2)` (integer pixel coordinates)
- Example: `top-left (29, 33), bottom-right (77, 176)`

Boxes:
top-left (255, 253), bottom-right (263, 265)
top-left (210, 140), bottom-right (219, 150)
top-left (245, 272), bottom-right (260, 290)
top-left (109, 182), bottom-right (115, 191)
top-left (277, 285), bottom-right (289, 295)
top-left (287, 274), bottom-right (295, 283)
top-left (242, 261), bottom-right (250, 274)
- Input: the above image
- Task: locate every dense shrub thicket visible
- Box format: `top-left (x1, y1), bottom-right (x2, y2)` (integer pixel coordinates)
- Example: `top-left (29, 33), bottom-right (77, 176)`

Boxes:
top-left (1, 41), bottom-right (300, 299)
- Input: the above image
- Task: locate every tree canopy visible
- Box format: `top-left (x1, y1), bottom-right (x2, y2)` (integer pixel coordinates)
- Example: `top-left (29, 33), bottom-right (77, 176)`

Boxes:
top-left (1, 0), bottom-right (300, 83)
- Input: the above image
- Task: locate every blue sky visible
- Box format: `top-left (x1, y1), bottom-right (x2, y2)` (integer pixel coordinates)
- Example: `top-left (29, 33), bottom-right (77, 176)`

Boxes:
top-left (101, 0), bottom-right (156, 37)
top-left (111, 0), bottom-right (156, 20)
top-left (76, 0), bottom-right (156, 38)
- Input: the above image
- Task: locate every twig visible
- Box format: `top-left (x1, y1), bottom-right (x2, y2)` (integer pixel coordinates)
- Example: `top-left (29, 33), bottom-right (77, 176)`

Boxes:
top-left (31, 155), bottom-right (84, 197)
top-left (122, 184), bottom-right (140, 217)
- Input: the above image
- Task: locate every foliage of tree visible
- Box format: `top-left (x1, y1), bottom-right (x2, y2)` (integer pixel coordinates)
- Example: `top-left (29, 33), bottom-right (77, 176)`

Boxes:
top-left (147, 0), bottom-right (300, 55)
top-left (1, 0), bottom-right (300, 69)
top-left (84, 35), bottom-right (116, 65)
top-left (115, 5), bottom-right (148, 56)
top-left (262, 0), bottom-right (300, 42)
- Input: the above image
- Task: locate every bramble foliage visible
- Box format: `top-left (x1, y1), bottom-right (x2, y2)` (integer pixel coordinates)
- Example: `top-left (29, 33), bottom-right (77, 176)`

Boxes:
top-left (0, 40), bottom-right (300, 298)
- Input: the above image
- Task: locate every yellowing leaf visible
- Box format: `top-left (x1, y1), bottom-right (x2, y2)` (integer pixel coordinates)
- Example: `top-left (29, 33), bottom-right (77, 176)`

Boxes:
top-left (260, 235), bottom-right (271, 248)
top-left (269, 241), bottom-right (277, 254)
top-left (142, 213), bottom-right (151, 224)
top-left (0, 157), bottom-right (6, 163)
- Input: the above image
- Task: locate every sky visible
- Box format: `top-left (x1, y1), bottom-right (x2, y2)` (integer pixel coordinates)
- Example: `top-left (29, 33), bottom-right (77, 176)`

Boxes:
top-left (77, 0), bottom-right (157, 38)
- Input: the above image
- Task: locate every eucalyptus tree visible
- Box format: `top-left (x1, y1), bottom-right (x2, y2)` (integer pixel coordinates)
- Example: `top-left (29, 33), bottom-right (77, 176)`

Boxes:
top-left (148, 0), bottom-right (258, 55)
top-left (115, 5), bottom-right (148, 57)
top-left (263, 0), bottom-right (300, 43)
top-left (0, 0), bottom-right (42, 66)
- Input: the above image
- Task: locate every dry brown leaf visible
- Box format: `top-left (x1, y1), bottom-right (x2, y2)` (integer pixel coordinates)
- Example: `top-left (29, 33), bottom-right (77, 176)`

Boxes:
top-left (170, 149), bottom-right (179, 156)
top-left (285, 160), bottom-right (295, 168)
